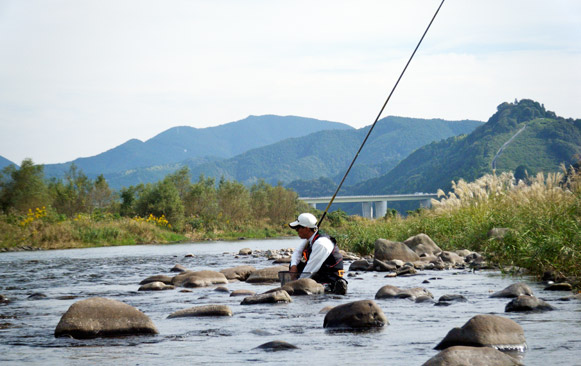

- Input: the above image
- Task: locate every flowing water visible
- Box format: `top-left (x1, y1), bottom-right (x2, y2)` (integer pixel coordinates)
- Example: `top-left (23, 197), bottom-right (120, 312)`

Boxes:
top-left (0, 238), bottom-right (579, 365)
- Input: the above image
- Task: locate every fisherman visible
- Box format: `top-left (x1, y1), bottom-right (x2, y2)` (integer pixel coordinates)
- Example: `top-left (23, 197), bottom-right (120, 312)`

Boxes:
top-left (288, 213), bottom-right (348, 295)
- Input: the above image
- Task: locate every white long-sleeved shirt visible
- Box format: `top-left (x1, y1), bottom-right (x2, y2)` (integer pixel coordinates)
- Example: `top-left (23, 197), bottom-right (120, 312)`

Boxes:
top-left (290, 232), bottom-right (334, 279)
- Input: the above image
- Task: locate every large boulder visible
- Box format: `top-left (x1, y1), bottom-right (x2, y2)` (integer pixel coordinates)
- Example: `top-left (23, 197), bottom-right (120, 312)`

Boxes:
top-left (241, 290), bottom-right (292, 305)
top-left (323, 300), bottom-right (388, 329)
top-left (434, 314), bottom-right (526, 351)
top-left (404, 233), bottom-right (442, 256)
top-left (438, 251), bottom-right (465, 265)
top-left (54, 297), bottom-right (158, 339)
top-left (171, 270), bottom-right (228, 288)
top-left (246, 265), bottom-right (289, 283)
top-left (281, 278), bottom-right (325, 295)
top-left (374, 239), bottom-right (420, 262)
top-left (167, 305), bottom-right (232, 318)
top-left (490, 283), bottom-right (534, 298)
top-left (505, 295), bottom-right (555, 312)
top-left (375, 284), bottom-right (433, 301)
top-left (220, 265), bottom-right (256, 281)
top-left (423, 346), bottom-right (522, 366)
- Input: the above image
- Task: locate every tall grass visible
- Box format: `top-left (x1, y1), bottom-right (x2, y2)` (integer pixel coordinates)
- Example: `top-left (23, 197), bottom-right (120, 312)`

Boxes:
top-left (334, 169), bottom-right (580, 285)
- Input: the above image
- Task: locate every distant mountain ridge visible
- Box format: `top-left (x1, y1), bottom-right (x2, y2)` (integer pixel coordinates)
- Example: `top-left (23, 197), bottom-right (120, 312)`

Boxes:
top-left (350, 99), bottom-right (581, 195)
top-left (42, 115), bottom-right (353, 178)
top-left (187, 116), bottom-right (483, 188)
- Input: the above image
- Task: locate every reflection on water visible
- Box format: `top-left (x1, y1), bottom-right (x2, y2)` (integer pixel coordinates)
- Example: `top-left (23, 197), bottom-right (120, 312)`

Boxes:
top-left (0, 239), bottom-right (579, 366)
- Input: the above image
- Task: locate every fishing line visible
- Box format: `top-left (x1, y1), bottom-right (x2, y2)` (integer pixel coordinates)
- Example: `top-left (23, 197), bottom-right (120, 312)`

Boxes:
top-left (317, 0), bottom-right (445, 228)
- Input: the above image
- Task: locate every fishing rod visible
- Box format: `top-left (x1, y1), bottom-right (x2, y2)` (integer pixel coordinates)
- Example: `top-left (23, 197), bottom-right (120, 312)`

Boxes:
top-left (317, 0), bottom-right (445, 228)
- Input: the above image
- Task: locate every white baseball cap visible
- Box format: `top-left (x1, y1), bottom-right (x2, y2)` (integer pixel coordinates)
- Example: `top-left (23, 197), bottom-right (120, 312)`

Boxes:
top-left (288, 213), bottom-right (318, 229)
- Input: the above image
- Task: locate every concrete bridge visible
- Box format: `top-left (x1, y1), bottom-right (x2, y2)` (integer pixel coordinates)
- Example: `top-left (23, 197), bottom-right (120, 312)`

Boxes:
top-left (299, 193), bottom-right (439, 219)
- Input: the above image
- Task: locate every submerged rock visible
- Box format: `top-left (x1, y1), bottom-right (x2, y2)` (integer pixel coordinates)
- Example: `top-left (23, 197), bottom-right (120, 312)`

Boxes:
top-left (171, 270), bottom-right (228, 288)
top-left (323, 300), bottom-right (388, 329)
top-left (167, 305), bottom-right (232, 318)
top-left (254, 340), bottom-right (299, 351)
top-left (54, 297), bottom-right (158, 339)
top-left (505, 295), bottom-right (555, 312)
top-left (490, 283), bottom-right (534, 298)
top-left (140, 275), bottom-right (173, 285)
top-left (544, 282), bottom-right (573, 291)
top-left (241, 290), bottom-right (292, 305)
top-left (245, 265), bottom-right (288, 283)
top-left (138, 281), bottom-right (175, 291)
top-left (220, 265), bottom-right (256, 281)
top-left (281, 278), bottom-right (325, 295)
top-left (423, 345), bottom-right (522, 366)
top-left (434, 314), bottom-right (526, 351)
top-left (375, 285), bottom-right (433, 301)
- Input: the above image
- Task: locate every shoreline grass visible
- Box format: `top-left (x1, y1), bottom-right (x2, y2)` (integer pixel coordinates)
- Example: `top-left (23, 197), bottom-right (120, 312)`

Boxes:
top-left (1, 170), bottom-right (579, 289)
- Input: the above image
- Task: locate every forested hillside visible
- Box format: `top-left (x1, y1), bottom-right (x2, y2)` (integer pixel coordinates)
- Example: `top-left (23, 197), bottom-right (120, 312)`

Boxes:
top-left (350, 99), bottom-right (581, 195)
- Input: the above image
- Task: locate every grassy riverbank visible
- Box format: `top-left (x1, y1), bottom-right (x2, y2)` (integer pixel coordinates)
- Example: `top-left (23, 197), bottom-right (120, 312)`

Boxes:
top-left (331, 170), bottom-right (581, 288)
top-left (1, 170), bottom-right (579, 289)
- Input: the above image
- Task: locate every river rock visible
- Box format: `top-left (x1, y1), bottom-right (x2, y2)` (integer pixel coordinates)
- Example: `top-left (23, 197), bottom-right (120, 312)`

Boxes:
top-left (281, 278), bottom-right (325, 295)
top-left (220, 265), bottom-right (256, 281)
top-left (373, 258), bottom-right (397, 272)
top-left (241, 290), bottom-right (292, 305)
top-left (54, 297), bottom-right (158, 339)
top-left (230, 289), bottom-right (256, 297)
top-left (374, 239), bottom-right (420, 262)
top-left (138, 281), bottom-right (175, 291)
top-left (505, 295), bottom-right (555, 312)
top-left (323, 299), bottom-right (388, 329)
top-left (167, 304), bottom-right (232, 318)
top-left (245, 265), bottom-right (289, 283)
top-left (0, 294), bottom-right (10, 304)
top-left (434, 314), bottom-right (526, 351)
top-left (423, 346), bottom-right (522, 366)
top-left (438, 251), bottom-right (464, 265)
top-left (255, 340), bottom-right (299, 351)
top-left (544, 282), bottom-right (572, 291)
top-left (170, 264), bottom-right (188, 272)
top-left (239, 248), bottom-right (252, 255)
top-left (375, 285), bottom-right (433, 301)
top-left (140, 275), bottom-right (174, 285)
top-left (349, 259), bottom-right (371, 271)
top-left (172, 270), bottom-right (228, 287)
top-left (438, 294), bottom-right (468, 303)
top-left (490, 283), bottom-right (534, 298)
top-left (404, 233), bottom-right (442, 256)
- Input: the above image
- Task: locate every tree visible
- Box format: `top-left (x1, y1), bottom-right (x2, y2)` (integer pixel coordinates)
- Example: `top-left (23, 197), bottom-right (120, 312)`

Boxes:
top-left (135, 179), bottom-right (184, 229)
top-left (217, 178), bottom-right (250, 224)
top-left (185, 175), bottom-right (218, 220)
top-left (49, 164), bottom-right (94, 217)
top-left (0, 159), bottom-right (50, 213)
top-left (90, 174), bottom-right (114, 212)
top-left (514, 165), bottom-right (529, 184)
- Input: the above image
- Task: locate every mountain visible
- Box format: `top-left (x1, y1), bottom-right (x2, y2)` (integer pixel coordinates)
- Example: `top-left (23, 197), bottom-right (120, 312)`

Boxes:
top-left (350, 99), bottom-right (581, 195)
top-left (0, 156), bottom-right (16, 170)
top-left (43, 115), bottom-right (354, 179)
top-left (188, 116), bottom-right (482, 188)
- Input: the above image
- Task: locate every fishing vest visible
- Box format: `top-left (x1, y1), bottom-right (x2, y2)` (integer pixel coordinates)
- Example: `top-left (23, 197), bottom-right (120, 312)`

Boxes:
top-left (301, 232), bottom-right (344, 277)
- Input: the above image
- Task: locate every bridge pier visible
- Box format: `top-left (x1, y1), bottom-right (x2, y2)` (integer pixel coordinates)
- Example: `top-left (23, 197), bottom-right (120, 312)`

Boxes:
top-left (374, 201), bottom-right (387, 218)
top-left (362, 202), bottom-right (373, 219)
top-left (308, 202), bottom-right (317, 209)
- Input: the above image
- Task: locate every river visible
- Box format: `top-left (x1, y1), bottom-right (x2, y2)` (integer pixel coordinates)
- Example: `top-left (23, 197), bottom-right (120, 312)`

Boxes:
top-left (0, 239), bottom-right (579, 365)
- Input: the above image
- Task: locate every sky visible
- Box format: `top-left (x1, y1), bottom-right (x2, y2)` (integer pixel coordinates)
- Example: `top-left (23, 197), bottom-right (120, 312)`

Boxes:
top-left (1, 0), bottom-right (580, 165)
